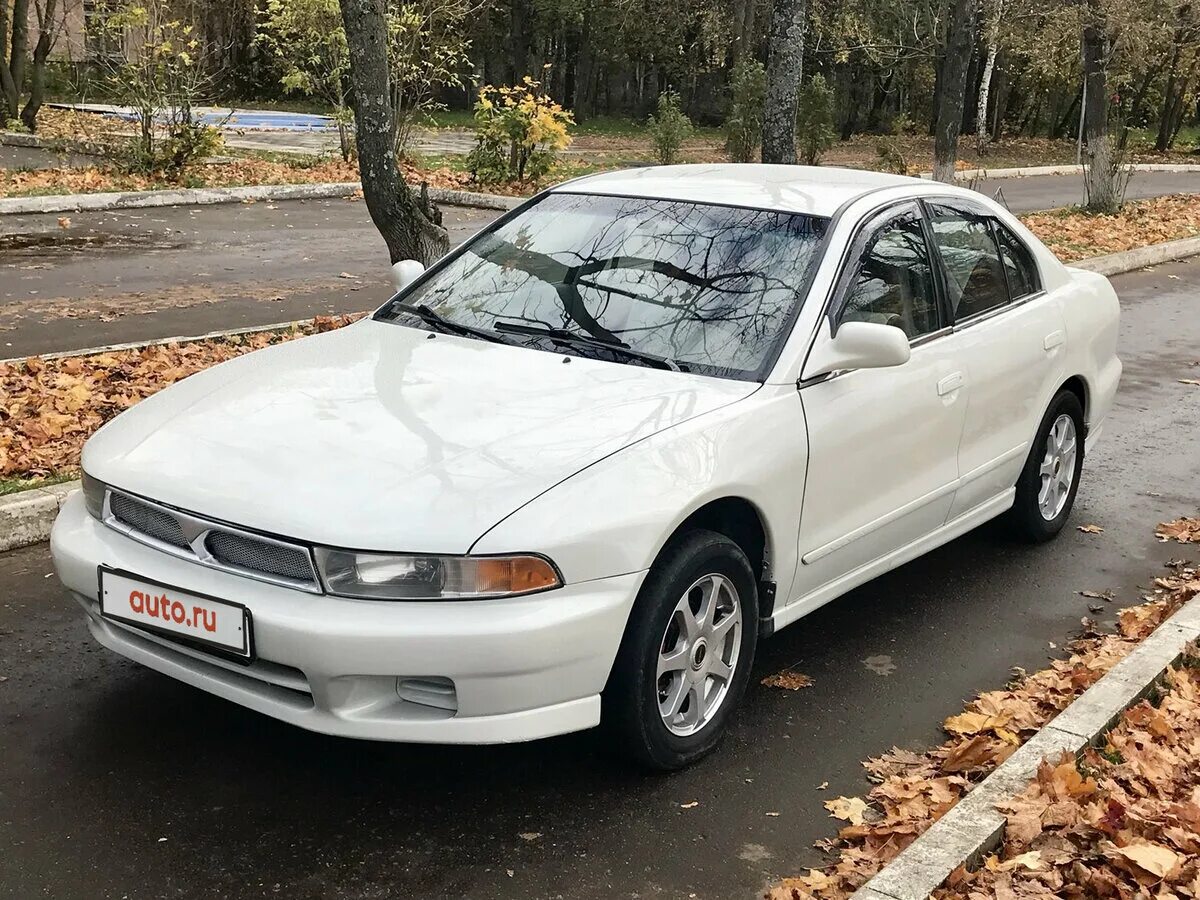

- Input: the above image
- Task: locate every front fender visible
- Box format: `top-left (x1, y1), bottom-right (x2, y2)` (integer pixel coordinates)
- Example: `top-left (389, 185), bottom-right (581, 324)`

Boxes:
top-left (469, 385), bottom-right (809, 600)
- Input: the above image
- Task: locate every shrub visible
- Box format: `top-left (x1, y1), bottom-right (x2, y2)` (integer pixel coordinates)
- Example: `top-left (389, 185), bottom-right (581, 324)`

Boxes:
top-left (91, 0), bottom-right (225, 176)
top-left (795, 74), bottom-right (835, 165)
top-left (467, 77), bottom-right (574, 183)
top-left (647, 89), bottom-right (693, 165)
top-left (725, 58), bottom-right (765, 163)
top-left (874, 140), bottom-right (909, 175)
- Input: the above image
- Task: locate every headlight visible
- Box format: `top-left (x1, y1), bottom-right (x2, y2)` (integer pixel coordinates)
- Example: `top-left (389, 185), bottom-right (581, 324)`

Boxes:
top-left (81, 471), bottom-right (107, 520)
top-left (314, 549), bottom-right (562, 600)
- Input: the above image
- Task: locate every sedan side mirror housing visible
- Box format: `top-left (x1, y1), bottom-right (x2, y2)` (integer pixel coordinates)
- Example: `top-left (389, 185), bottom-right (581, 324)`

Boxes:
top-left (803, 320), bottom-right (912, 381)
top-left (390, 259), bottom-right (426, 293)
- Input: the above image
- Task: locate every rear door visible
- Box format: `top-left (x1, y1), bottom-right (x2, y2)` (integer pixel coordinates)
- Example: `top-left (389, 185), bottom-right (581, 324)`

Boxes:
top-left (923, 200), bottom-right (1067, 519)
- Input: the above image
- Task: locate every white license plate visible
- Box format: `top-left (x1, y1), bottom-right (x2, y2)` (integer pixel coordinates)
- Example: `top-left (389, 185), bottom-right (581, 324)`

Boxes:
top-left (99, 568), bottom-right (253, 659)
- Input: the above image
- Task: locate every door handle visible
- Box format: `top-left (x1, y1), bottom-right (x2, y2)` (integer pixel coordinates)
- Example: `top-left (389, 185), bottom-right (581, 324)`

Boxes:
top-left (1043, 330), bottom-right (1065, 351)
top-left (937, 372), bottom-right (964, 396)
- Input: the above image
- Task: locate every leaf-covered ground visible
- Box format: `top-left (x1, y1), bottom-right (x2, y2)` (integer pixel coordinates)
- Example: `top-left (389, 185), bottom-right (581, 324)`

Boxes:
top-left (1022, 194), bottom-right (1200, 262)
top-left (0, 315), bottom-right (361, 481)
top-left (767, 519), bottom-right (1200, 900)
top-left (0, 156), bottom-right (481, 199)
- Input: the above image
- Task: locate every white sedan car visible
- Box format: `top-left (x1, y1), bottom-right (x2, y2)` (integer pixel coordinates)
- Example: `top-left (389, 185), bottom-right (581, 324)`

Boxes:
top-left (51, 165), bottom-right (1121, 769)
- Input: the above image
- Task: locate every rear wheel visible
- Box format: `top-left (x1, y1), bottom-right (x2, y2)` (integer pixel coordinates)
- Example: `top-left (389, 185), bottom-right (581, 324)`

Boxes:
top-left (1008, 390), bottom-right (1085, 542)
top-left (603, 529), bottom-right (758, 771)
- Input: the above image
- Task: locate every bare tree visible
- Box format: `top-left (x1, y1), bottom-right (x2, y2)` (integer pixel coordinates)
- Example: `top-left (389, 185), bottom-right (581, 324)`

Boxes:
top-left (1, 0), bottom-right (32, 124)
top-left (1, 0), bottom-right (63, 129)
top-left (762, 0), bottom-right (806, 165)
top-left (975, 0), bottom-right (1003, 154)
top-left (339, 0), bottom-right (449, 264)
top-left (932, 0), bottom-right (977, 182)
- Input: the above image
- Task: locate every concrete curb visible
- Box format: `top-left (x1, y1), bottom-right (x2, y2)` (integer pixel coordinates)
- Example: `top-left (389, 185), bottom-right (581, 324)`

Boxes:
top-left (0, 181), bottom-right (522, 216)
top-left (0, 481), bottom-right (79, 552)
top-left (1069, 235), bottom-right (1200, 276)
top-left (940, 162), bottom-right (1200, 181)
top-left (854, 595), bottom-right (1200, 900)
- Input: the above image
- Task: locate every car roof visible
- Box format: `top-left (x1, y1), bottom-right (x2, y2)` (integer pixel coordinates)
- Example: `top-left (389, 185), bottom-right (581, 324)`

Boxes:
top-left (551, 164), bottom-right (925, 218)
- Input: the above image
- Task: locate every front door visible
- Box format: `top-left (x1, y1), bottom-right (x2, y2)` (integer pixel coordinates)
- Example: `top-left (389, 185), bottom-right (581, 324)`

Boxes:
top-left (790, 202), bottom-right (967, 608)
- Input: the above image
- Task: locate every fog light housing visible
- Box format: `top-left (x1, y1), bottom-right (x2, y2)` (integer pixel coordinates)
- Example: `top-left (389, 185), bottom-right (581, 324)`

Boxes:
top-left (396, 676), bottom-right (458, 712)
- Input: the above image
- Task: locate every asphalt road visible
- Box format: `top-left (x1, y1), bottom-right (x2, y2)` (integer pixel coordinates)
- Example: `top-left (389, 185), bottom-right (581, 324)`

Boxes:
top-left (2, 168), bottom-right (1198, 360)
top-left (0, 199), bottom-right (498, 359)
top-left (0, 144), bottom-right (105, 171)
top-left (2, 260), bottom-right (1199, 899)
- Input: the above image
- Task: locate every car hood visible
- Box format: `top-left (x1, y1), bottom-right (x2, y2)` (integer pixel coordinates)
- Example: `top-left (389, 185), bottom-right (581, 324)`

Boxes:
top-left (84, 319), bottom-right (757, 552)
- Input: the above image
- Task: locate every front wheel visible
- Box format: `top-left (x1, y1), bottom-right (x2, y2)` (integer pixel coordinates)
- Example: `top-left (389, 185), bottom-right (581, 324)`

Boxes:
top-left (1008, 390), bottom-right (1085, 542)
top-left (602, 529), bottom-right (758, 771)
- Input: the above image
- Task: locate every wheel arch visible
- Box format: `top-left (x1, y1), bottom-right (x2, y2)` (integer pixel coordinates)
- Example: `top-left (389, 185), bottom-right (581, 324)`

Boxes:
top-left (1058, 374), bottom-right (1090, 430)
top-left (652, 496), bottom-right (777, 626)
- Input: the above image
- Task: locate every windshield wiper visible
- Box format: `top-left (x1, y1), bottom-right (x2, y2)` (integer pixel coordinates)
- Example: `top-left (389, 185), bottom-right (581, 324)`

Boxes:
top-left (493, 320), bottom-right (682, 372)
top-left (394, 302), bottom-right (510, 344)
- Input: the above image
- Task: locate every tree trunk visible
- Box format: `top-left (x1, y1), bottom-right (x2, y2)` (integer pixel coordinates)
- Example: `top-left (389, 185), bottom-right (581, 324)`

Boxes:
top-left (339, 0), bottom-right (448, 265)
top-left (932, 0), bottom-right (977, 182)
top-left (975, 0), bottom-right (1001, 154)
top-left (1, 0), bottom-right (33, 122)
top-left (19, 0), bottom-right (58, 130)
top-left (1080, 0), bottom-right (1120, 213)
top-left (762, 0), bottom-right (806, 164)
top-left (1156, 39), bottom-right (1184, 151)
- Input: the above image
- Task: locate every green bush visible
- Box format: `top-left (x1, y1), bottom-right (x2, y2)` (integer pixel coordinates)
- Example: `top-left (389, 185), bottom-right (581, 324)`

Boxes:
top-left (646, 90), bottom-right (693, 165)
top-left (795, 74), bottom-right (835, 166)
top-left (724, 58), bottom-right (765, 163)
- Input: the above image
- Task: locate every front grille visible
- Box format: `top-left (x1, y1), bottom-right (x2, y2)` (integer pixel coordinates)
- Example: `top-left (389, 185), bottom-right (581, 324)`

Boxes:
top-left (206, 530), bottom-right (314, 582)
top-left (110, 492), bottom-right (189, 548)
top-left (102, 489), bottom-right (320, 592)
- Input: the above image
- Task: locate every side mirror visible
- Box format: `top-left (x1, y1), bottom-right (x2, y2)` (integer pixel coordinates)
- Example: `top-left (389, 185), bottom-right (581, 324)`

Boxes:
top-left (803, 320), bottom-right (911, 380)
top-left (390, 259), bottom-right (426, 293)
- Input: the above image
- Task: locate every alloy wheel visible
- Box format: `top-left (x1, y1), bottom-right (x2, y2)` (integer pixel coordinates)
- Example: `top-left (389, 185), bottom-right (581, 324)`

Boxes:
top-left (1038, 413), bottom-right (1077, 520)
top-left (656, 573), bottom-right (742, 737)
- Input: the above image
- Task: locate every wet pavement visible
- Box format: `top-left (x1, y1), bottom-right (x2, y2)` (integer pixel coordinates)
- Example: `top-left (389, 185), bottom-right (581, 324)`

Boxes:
top-left (0, 144), bottom-right (106, 171)
top-left (2, 261), bottom-right (1199, 899)
top-left (0, 199), bottom-right (499, 358)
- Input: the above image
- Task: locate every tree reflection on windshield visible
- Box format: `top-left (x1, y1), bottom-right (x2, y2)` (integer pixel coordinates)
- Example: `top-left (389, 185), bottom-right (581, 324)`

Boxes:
top-left (384, 192), bottom-right (829, 380)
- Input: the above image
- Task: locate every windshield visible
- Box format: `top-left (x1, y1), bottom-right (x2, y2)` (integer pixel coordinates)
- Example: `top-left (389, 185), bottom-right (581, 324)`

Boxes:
top-left (377, 192), bottom-right (829, 380)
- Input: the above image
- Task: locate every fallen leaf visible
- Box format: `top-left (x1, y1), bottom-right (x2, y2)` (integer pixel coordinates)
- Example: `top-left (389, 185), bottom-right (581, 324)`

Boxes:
top-left (761, 670), bottom-right (814, 690)
top-left (1110, 840), bottom-right (1180, 878)
top-left (1078, 524), bottom-right (1105, 534)
top-left (57, 216), bottom-right (71, 229)
top-left (518, 832), bottom-right (542, 841)
top-left (824, 796), bottom-right (868, 825)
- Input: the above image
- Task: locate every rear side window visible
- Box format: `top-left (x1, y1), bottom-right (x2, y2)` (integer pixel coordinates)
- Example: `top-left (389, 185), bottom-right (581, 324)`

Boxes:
top-left (836, 204), bottom-right (941, 340)
top-left (993, 222), bottom-right (1041, 299)
top-left (927, 203), bottom-right (1009, 321)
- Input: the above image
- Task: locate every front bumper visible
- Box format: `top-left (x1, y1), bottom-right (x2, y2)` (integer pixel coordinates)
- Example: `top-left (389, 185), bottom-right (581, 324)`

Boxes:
top-left (51, 491), bottom-right (644, 743)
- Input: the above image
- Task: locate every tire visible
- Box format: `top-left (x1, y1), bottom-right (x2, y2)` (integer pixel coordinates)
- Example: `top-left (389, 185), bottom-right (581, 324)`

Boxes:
top-left (1008, 389), bottom-right (1085, 542)
top-left (602, 529), bottom-right (759, 771)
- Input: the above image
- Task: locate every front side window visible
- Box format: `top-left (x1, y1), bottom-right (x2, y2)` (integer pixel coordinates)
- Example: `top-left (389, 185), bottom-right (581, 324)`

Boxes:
top-left (378, 193), bottom-right (829, 380)
top-left (927, 203), bottom-right (1009, 321)
top-left (837, 204), bottom-right (941, 340)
